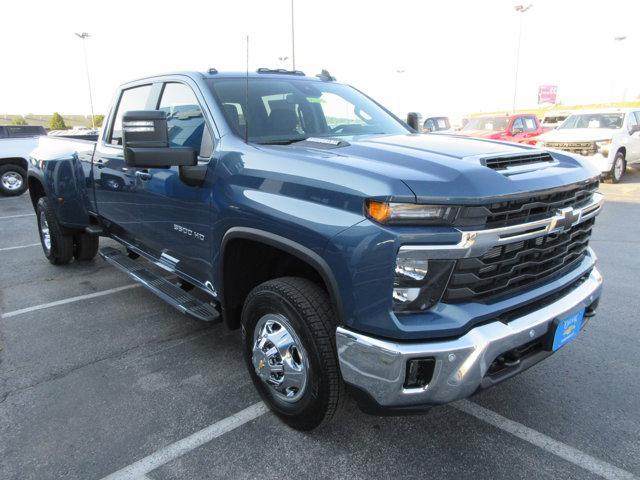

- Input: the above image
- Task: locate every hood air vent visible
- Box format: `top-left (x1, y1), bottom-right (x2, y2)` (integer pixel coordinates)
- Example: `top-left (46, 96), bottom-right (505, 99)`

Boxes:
top-left (483, 152), bottom-right (554, 171)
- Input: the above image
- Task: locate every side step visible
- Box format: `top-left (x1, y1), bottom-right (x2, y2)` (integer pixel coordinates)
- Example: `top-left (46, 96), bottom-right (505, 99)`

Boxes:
top-left (99, 247), bottom-right (220, 323)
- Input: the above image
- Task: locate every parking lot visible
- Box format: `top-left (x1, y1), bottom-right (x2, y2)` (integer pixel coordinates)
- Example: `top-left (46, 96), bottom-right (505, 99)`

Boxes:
top-left (1, 169), bottom-right (639, 480)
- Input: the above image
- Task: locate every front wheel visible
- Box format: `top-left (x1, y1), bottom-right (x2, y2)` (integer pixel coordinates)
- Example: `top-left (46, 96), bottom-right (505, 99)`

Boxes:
top-left (241, 277), bottom-right (345, 431)
top-left (0, 164), bottom-right (28, 196)
top-left (606, 151), bottom-right (626, 183)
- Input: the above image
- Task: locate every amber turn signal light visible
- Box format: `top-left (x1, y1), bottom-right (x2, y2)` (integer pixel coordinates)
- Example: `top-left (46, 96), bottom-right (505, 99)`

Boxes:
top-left (366, 200), bottom-right (392, 223)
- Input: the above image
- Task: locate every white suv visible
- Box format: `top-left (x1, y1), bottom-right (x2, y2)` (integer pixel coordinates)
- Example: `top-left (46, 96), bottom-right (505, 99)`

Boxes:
top-left (536, 108), bottom-right (640, 183)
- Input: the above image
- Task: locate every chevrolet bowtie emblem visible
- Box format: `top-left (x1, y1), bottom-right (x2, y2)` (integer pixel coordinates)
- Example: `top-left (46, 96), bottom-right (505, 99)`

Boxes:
top-left (551, 207), bottom-right (580, 232)
top-left (258, 359), bottom-right (265, 370)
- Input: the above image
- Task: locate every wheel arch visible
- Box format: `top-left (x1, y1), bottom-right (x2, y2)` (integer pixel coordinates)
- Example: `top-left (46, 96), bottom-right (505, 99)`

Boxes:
top-left (0, 157), bottom-right (28, 171)
top-left (27, 175), bottom-right (47, 210)
top-left (219, 227), bottom-right (344, 330)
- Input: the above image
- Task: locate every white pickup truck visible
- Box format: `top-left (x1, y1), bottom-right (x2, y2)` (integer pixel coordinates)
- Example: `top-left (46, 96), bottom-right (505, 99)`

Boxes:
top-left (536, 108), bottom-right (640, 183)
top-left (0, 125), bottom-right (46, 196)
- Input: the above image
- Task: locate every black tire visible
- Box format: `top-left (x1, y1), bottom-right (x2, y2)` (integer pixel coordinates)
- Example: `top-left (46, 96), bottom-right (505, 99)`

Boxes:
top-left (0, 164), bottom-right (28, 196)
top-left (241, 277), bottom-right (345, 431)
top-left (605, 151), bottom-right (625, 184)
top-left (74, 233), bottom-right (99, 261)
top-left (36, 197), bottom-right (74, 265)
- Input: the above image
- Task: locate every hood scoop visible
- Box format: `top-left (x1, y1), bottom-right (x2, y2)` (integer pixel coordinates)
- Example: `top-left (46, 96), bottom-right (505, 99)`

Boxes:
top-left (481, 152), bottom-right (555, 173)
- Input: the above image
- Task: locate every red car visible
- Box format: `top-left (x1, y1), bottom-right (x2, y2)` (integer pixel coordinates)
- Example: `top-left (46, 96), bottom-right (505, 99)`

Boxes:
top-left (457, 113), bottom-right (548, 145)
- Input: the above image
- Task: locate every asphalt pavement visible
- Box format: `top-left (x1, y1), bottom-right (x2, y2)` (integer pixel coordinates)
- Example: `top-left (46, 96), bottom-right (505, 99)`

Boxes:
top-left (1, 168), bottom-right (639, 480)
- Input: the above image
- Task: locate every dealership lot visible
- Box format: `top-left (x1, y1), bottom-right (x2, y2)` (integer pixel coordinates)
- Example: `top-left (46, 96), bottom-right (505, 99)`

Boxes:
top-left (1, 170), bottom-right (639, 480)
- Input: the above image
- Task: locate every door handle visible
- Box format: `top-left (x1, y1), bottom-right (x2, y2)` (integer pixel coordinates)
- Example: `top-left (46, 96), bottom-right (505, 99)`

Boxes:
top-left (135, 170), bottom-right (152, 181)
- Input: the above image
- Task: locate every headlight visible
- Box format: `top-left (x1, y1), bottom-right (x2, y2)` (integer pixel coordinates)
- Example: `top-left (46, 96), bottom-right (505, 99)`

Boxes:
top-left (366, 200), bottom-right (458, 225)
top-left (595, 140), bottom-right (611, 156)
top-left (393, 249), bottom-right (455, 313)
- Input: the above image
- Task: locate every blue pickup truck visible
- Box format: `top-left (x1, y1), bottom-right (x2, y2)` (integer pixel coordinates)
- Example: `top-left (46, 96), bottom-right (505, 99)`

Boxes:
top-left (27, 69), bottom-right (604, 430)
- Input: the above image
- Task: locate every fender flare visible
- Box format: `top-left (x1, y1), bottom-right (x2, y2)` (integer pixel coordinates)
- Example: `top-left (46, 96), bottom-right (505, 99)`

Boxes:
top-left (220, 227), bottom-right (345, 324)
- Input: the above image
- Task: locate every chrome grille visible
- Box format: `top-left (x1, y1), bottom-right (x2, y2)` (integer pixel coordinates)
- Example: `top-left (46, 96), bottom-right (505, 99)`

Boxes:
top-left (444, 218), bottom-right (594, 303)
top-left (545, 141), bottom-right (597, 156)
top-left (454, 180), bottom-right (599, 229)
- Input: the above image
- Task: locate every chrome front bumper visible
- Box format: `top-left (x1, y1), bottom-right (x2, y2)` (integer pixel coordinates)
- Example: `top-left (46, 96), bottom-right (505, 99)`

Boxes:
top-left (336, 267), bottom-right (603, 408)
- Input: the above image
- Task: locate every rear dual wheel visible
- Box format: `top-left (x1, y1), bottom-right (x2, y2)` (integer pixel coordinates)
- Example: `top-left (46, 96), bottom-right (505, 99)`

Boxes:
top-left (36, 197), bottom-right (99, 264)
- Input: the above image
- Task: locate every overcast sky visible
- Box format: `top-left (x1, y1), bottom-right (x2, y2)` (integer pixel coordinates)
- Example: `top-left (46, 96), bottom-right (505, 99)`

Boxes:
top-left (1, 0), bottom-right (638, 118)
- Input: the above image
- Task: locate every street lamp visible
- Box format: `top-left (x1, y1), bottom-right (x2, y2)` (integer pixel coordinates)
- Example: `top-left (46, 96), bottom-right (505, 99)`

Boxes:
top-left (74, 32), bottom-right (96, 129)
top-left (512, 4), bottom-right (533, 112)
top-left (290, 0), bottom-right (296, 70)
top-left (278, 56), bottom-right (289, 67)
top-left (612, 35), bottom-right (628, 102)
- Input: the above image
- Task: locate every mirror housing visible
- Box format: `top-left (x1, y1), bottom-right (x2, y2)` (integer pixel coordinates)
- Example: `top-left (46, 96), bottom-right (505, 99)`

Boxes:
top-left (406, 112), bottom-right (422, 132)
top-left (511, 127), bottom-right (524, 135)
top-left (122, 110), bottom-right (197, 168)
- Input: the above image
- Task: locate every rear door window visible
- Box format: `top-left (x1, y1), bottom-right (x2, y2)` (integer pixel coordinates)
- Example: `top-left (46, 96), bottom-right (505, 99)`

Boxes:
top-left (108, 85), bottom-right (153, 146)
top-left (523, 116), bottom-right (538, 131)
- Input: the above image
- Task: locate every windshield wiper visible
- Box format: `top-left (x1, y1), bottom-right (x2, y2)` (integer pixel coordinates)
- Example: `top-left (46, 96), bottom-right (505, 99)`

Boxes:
top-left (256, 138), bottom-right (308, 145)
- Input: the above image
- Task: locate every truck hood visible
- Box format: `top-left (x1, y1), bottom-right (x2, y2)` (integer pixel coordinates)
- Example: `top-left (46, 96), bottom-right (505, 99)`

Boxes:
top-left (257, 133), bottom-right (598, 204)
top-left (538, 128), bottom-right (620, 142)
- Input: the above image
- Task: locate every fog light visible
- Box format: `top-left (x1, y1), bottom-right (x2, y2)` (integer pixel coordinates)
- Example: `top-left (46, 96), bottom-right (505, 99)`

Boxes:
top-left (393, 287), bottom-right (421, 303)
top-left (404, 358), bottom-right (435, 389)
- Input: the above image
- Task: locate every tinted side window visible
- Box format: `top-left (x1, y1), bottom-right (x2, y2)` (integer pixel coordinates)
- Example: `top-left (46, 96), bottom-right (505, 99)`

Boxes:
top-left (6, 126), bottom-right (46, 137)
top-left (524, 116), bottom-right (537, 131)
top-left (635, 112), bottom-right (640, 124)
top-left (108, 85), bottom-right (152, 146)
top-left (158, 83), bottom-right (207, 154)
top-left (628, 112), bottom-right (639, 130)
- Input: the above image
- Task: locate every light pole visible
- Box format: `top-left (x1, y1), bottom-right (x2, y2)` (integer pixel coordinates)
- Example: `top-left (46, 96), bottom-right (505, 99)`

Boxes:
top-left (290, 0), bottom-right (296, 70)
top-left (74, 32), bottom-right (96, 129)
top-left (613, 35), bottom-right (627, 102)
top-left (512, 4), bottom-right (533, 112)
top-left (395, 69), bottom-right (406, 116)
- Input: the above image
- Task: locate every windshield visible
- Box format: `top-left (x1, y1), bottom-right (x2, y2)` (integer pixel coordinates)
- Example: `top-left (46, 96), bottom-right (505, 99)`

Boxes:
top-left (559, 113), bottom-right (624, 129)
top-left (461, 117), bottom-right (509, 131)
top-left (207, 77), bottom-right (408, 144)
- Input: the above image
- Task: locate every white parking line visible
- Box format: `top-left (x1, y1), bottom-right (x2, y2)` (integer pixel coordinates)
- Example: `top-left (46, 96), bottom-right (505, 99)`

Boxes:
top-left (454, 400), bottom-right (639, 480)
top-left (0, 243), bottom-right (40, 252)
top-left (0, 284), bottom-right (140, 319)
top-left (0, 213), bottom-right (35, 220)
top-left (100, 402), bottom-right (268, 480)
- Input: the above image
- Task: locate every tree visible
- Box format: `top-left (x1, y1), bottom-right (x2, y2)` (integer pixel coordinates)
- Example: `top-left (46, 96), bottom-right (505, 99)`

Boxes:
top-left (11, 116), bottom-right (28, 126)
top-left (50, 112), bottom-right (68, 130)
top-left (93, 114), bottom-right (105, 128)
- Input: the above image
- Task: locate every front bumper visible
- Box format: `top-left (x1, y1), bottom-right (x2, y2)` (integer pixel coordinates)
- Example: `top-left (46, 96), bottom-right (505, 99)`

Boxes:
top-left (580, 153), bottom-right (612, 174)
top-left (336, 267), bottom-right (603, 411)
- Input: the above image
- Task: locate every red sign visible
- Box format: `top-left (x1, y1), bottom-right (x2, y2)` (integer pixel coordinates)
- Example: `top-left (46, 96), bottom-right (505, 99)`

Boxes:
top-left (538, 85), bottom-right (558, 104)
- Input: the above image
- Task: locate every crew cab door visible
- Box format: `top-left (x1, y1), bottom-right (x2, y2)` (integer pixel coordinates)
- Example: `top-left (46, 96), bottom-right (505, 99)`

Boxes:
top-left (627, 111), bottom-right (640, 162)
top-left (93, 84), bottom-right (155, 244)
top-left (510, 116), bottom-right (540, 144)
top-left (137, 81), bottom-right (215, 284)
